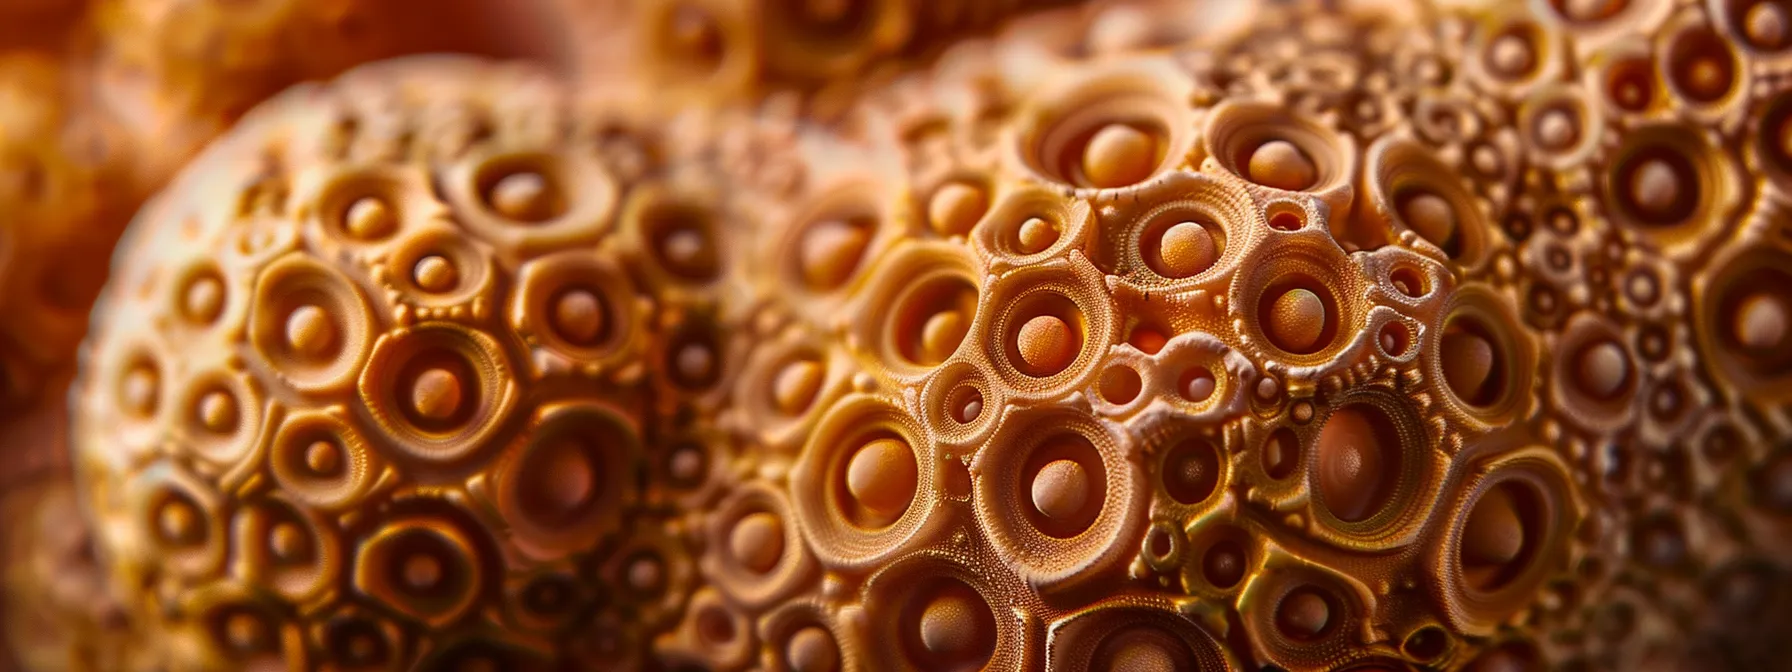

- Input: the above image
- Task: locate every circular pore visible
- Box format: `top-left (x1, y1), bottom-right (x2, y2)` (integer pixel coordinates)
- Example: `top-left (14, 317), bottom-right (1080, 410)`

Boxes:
top-left (1090, 626), bottom-right (1198, 672)
top-left (1460, 481), bottom-right (1542, 592)
top-left (1019, 433), bottom-right (1107, 538)
top-left (1245, 139), bottom-right (1318, 191)
top-left (1439, 314), bottom-right (1509, 408)
top-left (795, 214), bottom-right (875, 291)
top-left (1315, 404), bottom-right (1404, 523)
top-left (514, 437), bottom-right (604, 527)
top-left (394, 349), bottom-right (481, 432)
top-left (1140, 214), bottom-right (1224, 280)
top-left (475, 155), bottom-right (568, 223)
top-left (1611, 141), bottom-right (1701, 227)
top-left (1716, 266), bottom-right (1792, 372)
top-left (1666, 27), bottom-right (1738, 104)
top-left (899, 578), bottom-right (997, 671)
top-left (1255, 275), bottom-right (1340, 356)
top-left (1162, 438), bottom-right (1221, 505)
top-left (1275, 586), bottom-right (1338, 642)
top-left (839, 435), bottom-right (919, 529)
top-left (1026, 90), bottom-right (1177, 190)
top-left (1001, 291), bottom-right (1088, 378)
top-left (1395, 188), bottom-right (1461, 257)
top-left (892, 272), bottom-right (978, 368)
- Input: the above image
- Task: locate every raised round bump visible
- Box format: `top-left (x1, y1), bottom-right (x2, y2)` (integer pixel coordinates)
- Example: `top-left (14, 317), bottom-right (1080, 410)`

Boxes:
top-left (1082, 123), bottom-right (1158, 188)
top-left (1247, 140), bottom-right (1317, 191)
top-left (845, 438), bottom-right (917, 521)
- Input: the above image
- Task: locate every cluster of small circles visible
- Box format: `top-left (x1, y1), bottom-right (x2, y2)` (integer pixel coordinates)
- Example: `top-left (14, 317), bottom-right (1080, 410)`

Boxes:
top-left (700, 0), bottom-right (1792, 670)
top-left (1452, 0), bottom-right (1792, 667)
top-left (65, 56), bottom-right (763, 671)
top-left (34, 1), bottom-right (1792, 672)
top-left (0, 0), bottom-right (583, 425)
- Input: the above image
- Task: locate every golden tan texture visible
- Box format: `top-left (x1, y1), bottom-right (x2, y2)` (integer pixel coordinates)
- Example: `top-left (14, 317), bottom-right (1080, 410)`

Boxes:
top-left (38, 1), bottom-right (1792, 672)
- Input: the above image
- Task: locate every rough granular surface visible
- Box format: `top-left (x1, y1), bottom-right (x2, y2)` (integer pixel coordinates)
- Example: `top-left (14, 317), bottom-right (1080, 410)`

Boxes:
top-left (60, 1), bottom-right (1792, 671)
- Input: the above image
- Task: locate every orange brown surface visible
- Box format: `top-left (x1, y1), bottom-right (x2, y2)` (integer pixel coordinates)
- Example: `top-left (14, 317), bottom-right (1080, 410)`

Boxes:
top-left (9, 0), bottom-right (1792, 671)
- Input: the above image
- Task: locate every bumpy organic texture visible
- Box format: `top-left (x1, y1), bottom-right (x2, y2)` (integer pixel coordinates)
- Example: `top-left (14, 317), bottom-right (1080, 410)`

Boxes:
top-left (0, 0), bottom-right (567, 420)
top-left (61, 2), bottom-right (1792, 672)
top-left (0, 1), bottom-right (1151, 668)
top-left (0, 0), bottom-right (1074, 462)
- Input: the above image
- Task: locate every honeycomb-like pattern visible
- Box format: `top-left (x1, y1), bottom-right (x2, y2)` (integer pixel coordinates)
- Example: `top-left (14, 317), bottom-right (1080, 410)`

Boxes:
top-left (1, 2), bottom-right (1166, 668)
top-left (0, 0), bottom-right (565, 431)
top-left (0, 0), bottom-right (1083, 469)
top-left (46, 2), bottom-right (1792, 672)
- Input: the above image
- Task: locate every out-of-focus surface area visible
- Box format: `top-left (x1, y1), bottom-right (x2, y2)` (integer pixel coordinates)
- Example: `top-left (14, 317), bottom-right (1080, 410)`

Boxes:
top-left (9, 0), bottom-right (1792, 671)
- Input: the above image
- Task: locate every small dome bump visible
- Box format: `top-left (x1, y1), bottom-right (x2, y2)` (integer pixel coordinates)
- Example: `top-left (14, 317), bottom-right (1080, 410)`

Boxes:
top-left (627, 555), bottom-right (665, 594)
top-left (412, 255), bottom-right (459, 293)
top-left (919, 310), bottom-right (969, 365)
top-left (1016, 217), bottom-right (1060, 254)
top-left (1462, 485), bottom-right (1525, 571)
top-left (1734, 293), bottom-right (1789, 353)
top-left (675, 342), bottom-right (716, 383)
top-left (1015, 314), bottom-right (1077, 375)
top-left (1748, 3), bottom-right (1789, 48)
top-left (728, 511), bottom-right (785, 574)
top-left (928, 182), bottom-right (987, 236)
top-left (916, 585), bottom-right (993, 662)
top-left (1316, 406), bottom-right (1394, 522)
top-left (1203, 539), bottom-right (1246, 588)
top-left (1561, 0), bottom-right (1623, 21)
top-left (661, 229), bottom-right (708, 271)
top-left (196, 390), bottom-right (239, 434)
top-left (408, 368), bottom-right (464, 423)
top-left (1487, 33), bottom-right (1535, 77)
top-left (1399, 191), bottom-right (1458, 252)
top-left (772, 359), bottom-right (825, 414)
top-left (120, 365), bottom-right (159, 416)
top-left (156, 497), bottom-right (202, 545)
top-left (1264, 288), bottom-right (1327, 354)
top-left (786, 626), bottom-right (840, 672)
top-left (1627, 159), bottom-right (1684, 219)
top-left (1182, 367), bottom-right (1216, 402)
top-left (799, 220), bottom-right (871, 289)
top-left (1104, 636), bottom-right (1180, 672)
top-left (1246, 140), bottom-right (1317, 191)
top-left (344, 197), bottom-right (396, 240)
top-left (1029, 459), bottom-right (1092, 522)
top-left (268, 522), bottom-right (309, 563)
top-left (1163, 439), bottom-right (1220, 505)
top-left (1157, 222), bottom-right (1217, 278)
top-left (524, 439), bottom-right (598, 521)
top-left (224, 612), bottom-right (271, 652)
top-left (285, 305), bottom-right (337, 359)
top-left (402, 553), bottom-right (444, 591)
top-left (845, 438), bottom-right (917, 520)
top-left (1081, 123), bottom-right (1158, 188)
top-left (182, 275), bottom-right (225, 324)
top-left (304, 440), bottom-right (341, 476)
top-left (550, 289), bottom-right (606, 346)
top-left (1574, 340), bottom-right (1630, 400)
top-left (1441, 329), bottom-right (1498, 405)
top-left (488, 172), bottom-right (557, 222)
top-left (1275, 587), bottom-right (1333, 641)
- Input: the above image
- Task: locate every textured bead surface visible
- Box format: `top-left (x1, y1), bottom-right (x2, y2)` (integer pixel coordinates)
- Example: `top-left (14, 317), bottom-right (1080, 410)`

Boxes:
top-left (8, 0), bottom-right (1792, 671)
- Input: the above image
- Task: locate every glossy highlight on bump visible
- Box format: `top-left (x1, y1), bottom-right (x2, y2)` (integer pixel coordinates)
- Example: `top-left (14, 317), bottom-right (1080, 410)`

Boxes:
top-left (6, 1), bottom-right (1790, 671)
